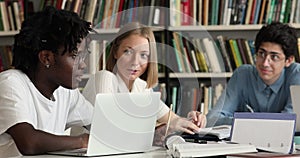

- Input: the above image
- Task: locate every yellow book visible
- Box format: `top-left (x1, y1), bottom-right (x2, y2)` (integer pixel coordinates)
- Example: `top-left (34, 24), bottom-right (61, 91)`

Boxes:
top-left (193, 38), bottom-right (208, 72)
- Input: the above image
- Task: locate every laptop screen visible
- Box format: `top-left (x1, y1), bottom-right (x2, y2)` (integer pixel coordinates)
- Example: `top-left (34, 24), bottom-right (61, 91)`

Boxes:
top-left (230, 112), bottom-right (296, 154)
top-left (290, 85), bottom-right (300, 135)
top-left (87, 92), bottom-right (160, 156)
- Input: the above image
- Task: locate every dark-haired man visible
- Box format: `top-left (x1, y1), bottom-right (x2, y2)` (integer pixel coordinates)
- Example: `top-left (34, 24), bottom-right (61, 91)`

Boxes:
top-left (207, 23), bottom-right (300, 126)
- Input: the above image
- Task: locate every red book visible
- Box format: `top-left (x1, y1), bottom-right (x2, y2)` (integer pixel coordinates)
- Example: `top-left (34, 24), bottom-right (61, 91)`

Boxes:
top-left (56, 0), bottom-right (63, 9)
top-left (115, 0), bottom-right (125, 28)
top-left (181, 0), bottom-right (192, 25)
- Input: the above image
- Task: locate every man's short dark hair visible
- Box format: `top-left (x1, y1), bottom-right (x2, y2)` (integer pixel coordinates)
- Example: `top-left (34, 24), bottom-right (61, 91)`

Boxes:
top-left (255, 22), bottom-right (298, 58)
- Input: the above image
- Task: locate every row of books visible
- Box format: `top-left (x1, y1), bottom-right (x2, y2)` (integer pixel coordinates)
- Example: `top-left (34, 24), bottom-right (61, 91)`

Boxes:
top-left (3, 0), bottom-right (300, 31)
top-left (170, 33), bottom-right (256, 73)
top-left (38, 0), bottom-right (166, 29)
top-left (171, 83), bottom-right (225, 116)
top-left (39, 0), bottom-right (99, 25)
top-left (0, 0), bottom-right (25, 31)
top-left (170, 0), bottom-right (300, 26)
top-left (0, 45), bottom-right (13, 72)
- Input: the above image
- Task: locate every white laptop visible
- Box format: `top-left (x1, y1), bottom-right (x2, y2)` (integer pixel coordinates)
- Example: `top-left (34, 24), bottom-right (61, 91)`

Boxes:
top-left (291, 85), bottom-right (300, 134)
top-left (49, 92), bottom-right (160, 157)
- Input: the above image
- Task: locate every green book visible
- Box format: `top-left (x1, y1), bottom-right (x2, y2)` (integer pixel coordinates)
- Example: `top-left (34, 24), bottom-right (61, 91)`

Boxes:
top-left (172, 39), bottom-right (183, 72)
top-left (0, 6), bottom-right (3, 31)
top-left (229, 39), bottom-right (243, 67)
top-left (267, 0), bottom-right (276, 24)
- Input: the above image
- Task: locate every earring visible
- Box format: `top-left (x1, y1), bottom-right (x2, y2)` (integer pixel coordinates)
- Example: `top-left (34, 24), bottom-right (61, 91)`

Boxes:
top-left (45, 64), bottom-right (50, 68)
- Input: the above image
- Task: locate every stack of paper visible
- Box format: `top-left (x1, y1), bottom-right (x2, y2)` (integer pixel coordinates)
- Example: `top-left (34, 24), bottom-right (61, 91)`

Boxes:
top-left (196, 125), bottom-right (232, 140)
top-left (170, 142), bottom-right (257, 158)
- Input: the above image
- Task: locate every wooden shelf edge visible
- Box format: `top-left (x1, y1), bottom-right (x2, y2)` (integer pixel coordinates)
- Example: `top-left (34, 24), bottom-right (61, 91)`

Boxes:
top-left (93, 26), bottom-right (165, 34)
top-left (0, 31), bottom-right (19, 36)
top-left (169, 72), bottom-right (233, 78)
top-left (169, 23), bottom-right (300, 31)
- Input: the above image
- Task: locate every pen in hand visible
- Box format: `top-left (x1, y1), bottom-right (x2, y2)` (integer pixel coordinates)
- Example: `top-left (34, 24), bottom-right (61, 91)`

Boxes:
top-left (165, 104), bottom-right (173, 137)
top-left (246, 104), bottom-right (254, 113)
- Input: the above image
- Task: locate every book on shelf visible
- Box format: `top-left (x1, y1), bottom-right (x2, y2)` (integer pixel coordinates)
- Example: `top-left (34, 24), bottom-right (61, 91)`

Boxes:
top-left (236, 0), bottom-right (247, 24)
top-left (248, 0), bottom-right (256, 24)
top-left (72, 0), bottom-right (82, 14)
top-left (202, 0), bottom-right (209, 25)
top-left (93, 0), bottom-right (105, 26)
top-left (172, 32), bottom-right (188, 72)
top-left (194, 38), bottom-right (209, 72)
top-left (258, 0), bottom-right (267, 24)
top-left (229, 39), bottom-right (243, 68)
top-left (202, 38), bottom-right (223, 72)
top-left (0, 8), bottom-right (3, 31)
top-left (7, 2), bottom-right (16, 31)
top-left (243, 39), bottom-right (255, 65)
top-left (181, 33), bottom-right (197, 72)
top-left (12, 1), bottom-right (22, 30)
top-left (236, 38), bottom-right (248, 64)
top-left (203, 86), bottom-right (209, 115)
top-left (224, 0), bottom-right (233, 25)
top-left (180, 0), bottom-right (192, 26)
top-left (178, 34), bottom-right (192, 72)
top-left (288, 0), bottom-right (296, 23)
top-left (215, 35), bottom-right (233, 72)
top-left (266, 0), bottom-right (276, 23)
top-left (217, 0), bottom-right (225, 25)
top-left (229, 0), bottom-right (238, 24)
top-left (0, 1), bottom-right (10, 31)
top-left (171, 39), bottom-right (183, 72)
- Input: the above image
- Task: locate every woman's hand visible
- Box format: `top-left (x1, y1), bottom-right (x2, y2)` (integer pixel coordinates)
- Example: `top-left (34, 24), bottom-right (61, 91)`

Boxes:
top-left (169, 111), bottom-right (206, 135)
top-left (187, 111), bottom-right (207, 128)
top-left (169, 117), bottom-right (199, 135)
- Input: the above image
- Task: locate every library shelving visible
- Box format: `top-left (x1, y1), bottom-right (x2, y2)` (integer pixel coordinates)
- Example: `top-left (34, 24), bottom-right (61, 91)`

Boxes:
top-left (2, 0), bottom-right (300, 115)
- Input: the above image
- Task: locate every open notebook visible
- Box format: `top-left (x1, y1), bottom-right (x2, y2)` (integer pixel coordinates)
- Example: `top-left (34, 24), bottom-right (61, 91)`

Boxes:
top-left (230, 112), bottom-right (296, 154)
top-left (49, 92), bottom-right (160, 157)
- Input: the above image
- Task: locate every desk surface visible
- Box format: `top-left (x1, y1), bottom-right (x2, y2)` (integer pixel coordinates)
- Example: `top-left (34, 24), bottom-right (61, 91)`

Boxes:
top-left (19, 149), bottom-right (170, 158)
top-left (18, 148), bottom-right (300, 158)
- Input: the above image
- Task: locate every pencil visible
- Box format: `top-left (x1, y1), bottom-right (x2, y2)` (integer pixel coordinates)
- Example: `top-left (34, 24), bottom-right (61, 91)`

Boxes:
top-left (165, 104), bottom-right (173, 137)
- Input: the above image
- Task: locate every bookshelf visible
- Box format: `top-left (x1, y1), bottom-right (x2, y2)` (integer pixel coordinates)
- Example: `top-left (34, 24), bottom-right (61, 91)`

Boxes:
top-left (0, 31), bottom-right (18, 45)
top-left (169, 24), bottom-right (300, 40)
top-left (1, 0), bottom-right (300, 115)
top-left (165, 22), bottom-right (300, 115)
